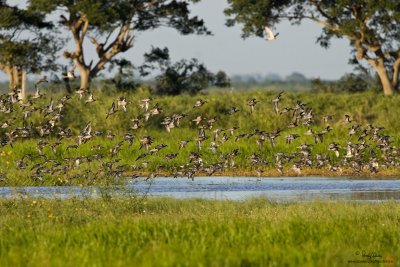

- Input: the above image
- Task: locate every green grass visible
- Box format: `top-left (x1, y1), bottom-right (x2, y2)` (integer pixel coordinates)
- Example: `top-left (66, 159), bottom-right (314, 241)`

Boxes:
top-left (0, 197), bottom-right (398, 266)
top-left (1, 86), bottom-right (400, 186)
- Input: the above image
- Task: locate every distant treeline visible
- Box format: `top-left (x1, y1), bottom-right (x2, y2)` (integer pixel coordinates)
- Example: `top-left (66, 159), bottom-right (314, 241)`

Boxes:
top-left (0, 69), bottom-right (382, 94)
top-left (230, 72), bottom-right (310, 88)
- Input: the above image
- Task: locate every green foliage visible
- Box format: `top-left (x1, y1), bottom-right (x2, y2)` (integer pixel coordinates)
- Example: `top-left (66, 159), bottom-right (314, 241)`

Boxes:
top-left (224, 0), bottom-right (400, 93)
top-left (154, 59), bottom-right (212, 95)
top-left (213, 71), bottom-right (231, 88)
top-left (1, 87), bottom-right (400, 186)
top-left (0, 0), bottom-right (51, 29)
top-left (0, 198), bottom-right (399, 266)
top-left (28, 0), bottom-right (211, 84)
top-left (140, 47), bottom-right (230, 95)
top-left (107, 59), bottom-right (139, 91)
top-left (311, 72), bottom-right (380, 93)
top-left (310, 78), bottom-right (334, 93)
top-left (225, 0), bottom-right (400, 47)
top-left (0, 37), bottom-right (60, 74)
top-left (0, 0), bottom-right (61, 74)
top-left (335, 73), bottom-right (369, 92)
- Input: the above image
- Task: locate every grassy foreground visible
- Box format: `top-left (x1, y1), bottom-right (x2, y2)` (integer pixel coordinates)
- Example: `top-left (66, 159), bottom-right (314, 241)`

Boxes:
top-left (0, 197), bottom-right (398, 266)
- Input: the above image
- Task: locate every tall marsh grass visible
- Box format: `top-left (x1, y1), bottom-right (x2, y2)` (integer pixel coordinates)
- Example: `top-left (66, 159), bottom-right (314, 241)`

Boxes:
top-left (0, 197), bottom-right (398, 266)
top-left (1, 86), bottom-right (400, 185)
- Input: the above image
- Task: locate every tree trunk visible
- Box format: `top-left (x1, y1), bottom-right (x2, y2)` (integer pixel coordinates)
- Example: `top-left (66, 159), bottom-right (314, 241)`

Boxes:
top-left (73, 58), bottom-right (91, 90)
top-left (11, 66), bottom-right (20, 90)
top-left (7, 67), bottom-right (16, 89)
top-left (79, 66), bottom-right (91, 90)
top-left (393, 57), bottom-right (400, 91)
top-left (21, 68), bottom-right (27, 102)
top-left (4, 67), bottom-right (13, 89)
top-left (5, 66), bottom-right (21, 90)
top-left (1, 65), bottom-right (23, 91)
top-left (374, 64), bottom-right (394, 96)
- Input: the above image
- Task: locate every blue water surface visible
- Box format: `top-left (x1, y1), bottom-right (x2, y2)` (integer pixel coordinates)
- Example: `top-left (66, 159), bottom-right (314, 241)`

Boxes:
top-left (1, 177), bottom-right (400, 202)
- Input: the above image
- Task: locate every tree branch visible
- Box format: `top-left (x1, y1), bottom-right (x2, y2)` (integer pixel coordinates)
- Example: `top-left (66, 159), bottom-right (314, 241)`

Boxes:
top-left (103, 23), bottom-right (125, 53)
top-left (90, 22), bottom-right (133, 78)
top-left (309, 0), bottom-right (336, 23)
top-left (280, 14), bottom-right (343, 35)
top-left (355, 39), bottom-right (377, 68)
top-left (69, 12), bottom-right (83, 42)
top-left (60, 14), bottom-right (69, 26)
top-left (79, 16), bottom-right (89, 47)
top-left (352, 4), bottom-right (383, 55)
top-left (103, 31), bottom-right (113, 46)
top-left (66, 13), bottom-right (88, 67)
top-left (88, 36), bottom-right (105, 57)
top-left (143, 0), bottom-right (159, 9)
top-left (308, 16), bottom-right (341, 33)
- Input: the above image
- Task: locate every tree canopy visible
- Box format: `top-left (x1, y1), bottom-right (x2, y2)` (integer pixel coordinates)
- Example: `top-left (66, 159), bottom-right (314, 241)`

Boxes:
top-left (225, 0), bottom-right (400, 95)
top-left (0, 0), bottom-right (60, 89)
top-left (140, 47), bottom-right (230, 95)
top-left (28, 0), bottom-right (211, 90)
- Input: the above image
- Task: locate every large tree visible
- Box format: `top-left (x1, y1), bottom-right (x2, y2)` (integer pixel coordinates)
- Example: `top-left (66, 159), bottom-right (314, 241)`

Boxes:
top-left (225, 0), bottom-right (400, 95)
top-left (0, 0), bottom-right (59, 90)
top-left (29, 0), bottom-right (211, 90)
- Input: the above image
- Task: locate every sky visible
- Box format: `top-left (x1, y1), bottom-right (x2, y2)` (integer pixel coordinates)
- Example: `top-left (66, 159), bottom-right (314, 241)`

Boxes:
top-left (1, 0), bottom-right (355, 81)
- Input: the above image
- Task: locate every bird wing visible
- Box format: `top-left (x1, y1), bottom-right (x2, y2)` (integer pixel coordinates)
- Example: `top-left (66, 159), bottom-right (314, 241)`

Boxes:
top-left (273, 101), bottom-right (279, 114)
top-left (269, 137), bottom-right (276, 148)
top-left (314, 134), bottom-right (319, 144)
top-left (264, 26), bottom-right (275, 39)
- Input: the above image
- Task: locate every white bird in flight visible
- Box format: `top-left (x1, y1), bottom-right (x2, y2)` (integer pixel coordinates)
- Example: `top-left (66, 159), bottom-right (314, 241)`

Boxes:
top-left (264, 26), bottom-right (279, 41)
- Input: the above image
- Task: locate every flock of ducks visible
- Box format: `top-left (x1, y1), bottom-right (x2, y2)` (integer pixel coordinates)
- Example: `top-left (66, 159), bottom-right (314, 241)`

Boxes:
top-left (0, 79), bottom-right (398, 184)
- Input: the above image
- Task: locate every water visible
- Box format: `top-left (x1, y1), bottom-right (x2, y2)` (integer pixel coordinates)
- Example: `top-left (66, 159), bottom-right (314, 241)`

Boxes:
top-left (1, 177), bottom-right (400, 202)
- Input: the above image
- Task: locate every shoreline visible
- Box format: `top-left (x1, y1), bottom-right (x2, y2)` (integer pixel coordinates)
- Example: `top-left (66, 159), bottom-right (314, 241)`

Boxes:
top-left (2, 168), bottom-right (399, 187)
top-left (127, 167), bottom-right (400, 179)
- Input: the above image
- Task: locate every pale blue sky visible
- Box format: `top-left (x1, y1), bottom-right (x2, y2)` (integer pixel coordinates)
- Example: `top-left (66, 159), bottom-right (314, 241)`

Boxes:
top-left (1, 0), bottom-right (355, 81)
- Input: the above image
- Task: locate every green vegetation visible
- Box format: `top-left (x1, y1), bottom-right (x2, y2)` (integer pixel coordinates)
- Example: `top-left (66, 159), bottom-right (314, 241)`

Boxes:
top-left (1, 88), bottom-right (400, 186)
top-left (225, 0), bottom-right (400, 95)
top-left (0, 0), bottom-right (60, 90)
top-left (0, 197), bottom-right (398, 267)
top-left (2, 3), bottom-right (399, 266)
top-left (28, 0), bottom-right (210, 90)
top-left (140, 46), bottom-right (230, 95)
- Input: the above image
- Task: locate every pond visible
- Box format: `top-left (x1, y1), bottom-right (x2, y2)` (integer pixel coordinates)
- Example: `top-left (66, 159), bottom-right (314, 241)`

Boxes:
top-left (1, 177), bottom-right (400, 202)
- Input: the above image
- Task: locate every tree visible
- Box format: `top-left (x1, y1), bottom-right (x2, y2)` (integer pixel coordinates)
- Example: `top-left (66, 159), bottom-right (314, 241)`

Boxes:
top-left (140, 47), bottom-right (230, 95)
top-left (335, 73), bottom-right (369, 92)
top-left (286, 72), bottom-right (307, 83)
top-left (214, 71), bottom-right (231, 88)
top-left (29, 0), bottom-right (211, 90)
top-left (107, 58), bottom-right (139, 91)
top-left (0, 0), bottom-right (60, 92)
top-left (225, 0), bottom-right (400, 95)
